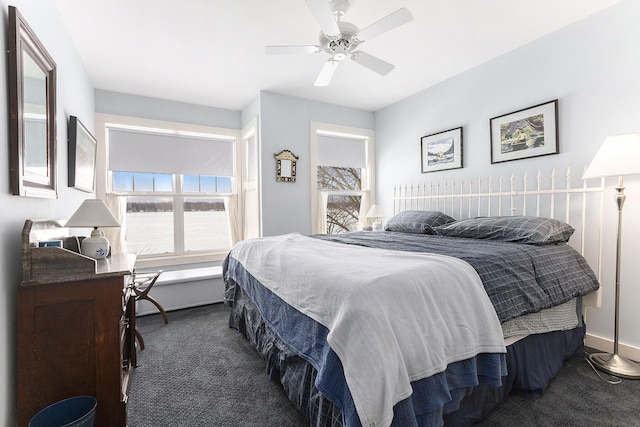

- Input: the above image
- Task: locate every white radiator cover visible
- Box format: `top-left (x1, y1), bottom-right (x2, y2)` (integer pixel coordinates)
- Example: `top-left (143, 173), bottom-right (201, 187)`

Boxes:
top-left (136, 267), bottom-right (225, 316)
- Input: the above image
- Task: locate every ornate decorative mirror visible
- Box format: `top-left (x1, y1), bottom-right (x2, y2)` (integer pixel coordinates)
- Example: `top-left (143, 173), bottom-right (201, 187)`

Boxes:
top-left (8, 6), bottom-right (57, 198)
top-left (274, 149), bottom-right (299, 183)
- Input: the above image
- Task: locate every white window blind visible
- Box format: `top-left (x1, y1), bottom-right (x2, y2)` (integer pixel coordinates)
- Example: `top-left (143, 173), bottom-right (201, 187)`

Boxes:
top-left (316, 135), bottom-right (367, 168)
top-left (108, 128), bottom-right (234, 176)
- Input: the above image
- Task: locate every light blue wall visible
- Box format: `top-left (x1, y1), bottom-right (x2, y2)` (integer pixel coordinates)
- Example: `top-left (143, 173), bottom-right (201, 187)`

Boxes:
top-left (0, 1), bottom-right (96, 424)
top-left (241, 93), bottom-right (260, 128)
top-left (258, 91), bottom-right (374, 236)
top-left (375, 0), bottom-right (640, 351)
top-left (96, 90), bottom-right (241, 129)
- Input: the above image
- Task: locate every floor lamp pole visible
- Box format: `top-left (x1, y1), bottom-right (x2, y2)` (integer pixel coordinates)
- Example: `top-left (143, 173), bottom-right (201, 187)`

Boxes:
top-left (589, 176), bottom-right (640, 379)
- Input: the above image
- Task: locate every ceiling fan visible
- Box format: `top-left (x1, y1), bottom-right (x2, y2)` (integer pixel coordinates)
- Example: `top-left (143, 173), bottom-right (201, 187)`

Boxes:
top-left (265, 0), bottom-right (413, 86)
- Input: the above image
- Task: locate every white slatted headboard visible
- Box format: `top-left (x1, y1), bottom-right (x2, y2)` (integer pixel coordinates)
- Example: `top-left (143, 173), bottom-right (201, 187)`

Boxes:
top-left (392, 167), bottom-right (604, 308)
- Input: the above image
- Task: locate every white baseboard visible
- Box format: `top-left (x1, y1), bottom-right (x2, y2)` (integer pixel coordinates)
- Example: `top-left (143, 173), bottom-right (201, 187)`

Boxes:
top-left (585, 333), bottom-right (640, 362)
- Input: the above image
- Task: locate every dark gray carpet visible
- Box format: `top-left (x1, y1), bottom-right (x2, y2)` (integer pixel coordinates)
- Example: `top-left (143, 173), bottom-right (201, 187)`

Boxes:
top-left (129, 304), bottom-right (640, 427)
top-left (128, 303), bottom-right (307, 427)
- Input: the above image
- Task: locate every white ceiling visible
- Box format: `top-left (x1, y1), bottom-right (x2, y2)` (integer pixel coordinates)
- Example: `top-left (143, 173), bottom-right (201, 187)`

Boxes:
top-left (53, 0), bottom-right (621, 112)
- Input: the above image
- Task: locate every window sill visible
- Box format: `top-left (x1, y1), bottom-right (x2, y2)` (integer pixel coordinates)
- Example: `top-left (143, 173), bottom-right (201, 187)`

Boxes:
top-left (154, 266), bottom-right (223, 286)
top-left (133, 251), bottom-right (229, 269)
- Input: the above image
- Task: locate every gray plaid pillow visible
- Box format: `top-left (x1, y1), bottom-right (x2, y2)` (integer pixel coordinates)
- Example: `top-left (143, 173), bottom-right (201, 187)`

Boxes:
top-left (384, 210), bottom-right (455, 234)
top-left (433, 216), bottom-right (574, 245)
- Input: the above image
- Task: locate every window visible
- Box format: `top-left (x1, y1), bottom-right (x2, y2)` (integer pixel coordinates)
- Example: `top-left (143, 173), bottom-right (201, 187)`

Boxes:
top-left (317, 166), bottom-right (362, 233)
top-left (310, 123), bottom-right (375, 234)
top-left (241, 118), bottom-right (261, 239)
top-left (112, 172), bottom-right (232, 256)
top-left (97, 114), bottom-right (242, 265)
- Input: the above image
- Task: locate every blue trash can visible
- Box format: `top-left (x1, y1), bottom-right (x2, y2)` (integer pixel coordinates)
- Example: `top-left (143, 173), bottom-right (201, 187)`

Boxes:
top-left (29, 396), bottom-right (97, 427)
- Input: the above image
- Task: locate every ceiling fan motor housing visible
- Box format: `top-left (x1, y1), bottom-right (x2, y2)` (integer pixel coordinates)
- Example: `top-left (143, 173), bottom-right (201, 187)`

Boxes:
top-left (320, 21), bottom-right (359, 59)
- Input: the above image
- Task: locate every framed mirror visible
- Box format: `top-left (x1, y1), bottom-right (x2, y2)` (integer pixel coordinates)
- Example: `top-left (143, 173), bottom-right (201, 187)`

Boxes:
top-left (8, 6), bottom-right (57, 198)
top-left (274, 149), bottom-right (298, 183)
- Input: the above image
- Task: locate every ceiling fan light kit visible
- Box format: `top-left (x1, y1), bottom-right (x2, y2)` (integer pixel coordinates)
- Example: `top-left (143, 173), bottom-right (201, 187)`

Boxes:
top-left (265, 0), bottom-right (413, 86)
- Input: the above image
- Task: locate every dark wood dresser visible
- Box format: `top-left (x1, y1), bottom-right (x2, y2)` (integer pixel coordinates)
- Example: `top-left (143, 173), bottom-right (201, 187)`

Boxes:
top-left (17, 220), bottom-right (136, 427)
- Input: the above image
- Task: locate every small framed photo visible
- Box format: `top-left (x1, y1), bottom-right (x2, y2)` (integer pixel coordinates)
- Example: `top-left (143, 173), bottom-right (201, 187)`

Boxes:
top-left (490, 99), bottom-right (558, 164)
top-left (421, 127), bottom-right (463, 173)
top-left (68, 116), bottom-right (97, 192)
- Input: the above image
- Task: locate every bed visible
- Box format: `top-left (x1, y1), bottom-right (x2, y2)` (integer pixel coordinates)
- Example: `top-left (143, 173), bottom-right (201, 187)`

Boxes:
top-left (223, 169), bottom-right (604, 427)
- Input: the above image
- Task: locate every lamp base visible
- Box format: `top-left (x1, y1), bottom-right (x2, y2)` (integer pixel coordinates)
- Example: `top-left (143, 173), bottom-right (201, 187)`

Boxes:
top-left (80, 229), bottom-right (110, 259)
top-left (589, 352), bottom-right (640, 379)
top-left (372, 219), bottom-right (382, 231)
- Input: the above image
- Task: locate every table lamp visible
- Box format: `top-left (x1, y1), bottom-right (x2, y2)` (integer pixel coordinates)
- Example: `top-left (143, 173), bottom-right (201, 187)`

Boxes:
top-left (366, 204), bottom-right (386, 231)
top-left (65, 199), bottom-right (121, 259)
top-left (583, 133), bottom-right (640, 379)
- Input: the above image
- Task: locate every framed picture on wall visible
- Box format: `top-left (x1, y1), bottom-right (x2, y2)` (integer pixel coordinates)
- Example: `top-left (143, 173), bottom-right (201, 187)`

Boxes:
top-left (490, 99), bottom-right (558, 164)
top-left (68, 116), bottom-right (97, 192)
top-left (420, 127), bottom-right (463, 173)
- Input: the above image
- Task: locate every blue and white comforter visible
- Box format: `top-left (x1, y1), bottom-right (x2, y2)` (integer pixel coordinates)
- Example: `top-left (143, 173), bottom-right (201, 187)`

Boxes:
top-left (314, 231), bottom-right (600, 323)
top-left (227, 233), bottom-right (506, 427)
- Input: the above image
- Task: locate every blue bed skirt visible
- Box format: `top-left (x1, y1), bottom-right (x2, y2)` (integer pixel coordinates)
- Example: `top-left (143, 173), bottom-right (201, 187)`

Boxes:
top-left (226, 280), bottom-right (585, 426)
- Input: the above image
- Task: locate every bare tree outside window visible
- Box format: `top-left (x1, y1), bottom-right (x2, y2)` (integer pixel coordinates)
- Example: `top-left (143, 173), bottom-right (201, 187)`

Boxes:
top-left (317, 166), bottom-right (362, 234)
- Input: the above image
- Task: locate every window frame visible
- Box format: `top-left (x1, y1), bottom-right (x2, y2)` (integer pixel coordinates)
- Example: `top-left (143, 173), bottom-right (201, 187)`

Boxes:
top-left (110, 173), bottom-right (232, 255)
top-left (241, 117), bottom-right (262, 239)
top-left (310, 122), bottom-right (375, 234)
top-left (95, 113), bottom-right (242, 268)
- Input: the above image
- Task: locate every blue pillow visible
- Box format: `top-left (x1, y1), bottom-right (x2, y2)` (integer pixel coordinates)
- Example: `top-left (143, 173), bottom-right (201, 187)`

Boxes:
top-left (384, 210), bottom-right (455, 234)
top-left (433, 216), bottom-right (574, 245)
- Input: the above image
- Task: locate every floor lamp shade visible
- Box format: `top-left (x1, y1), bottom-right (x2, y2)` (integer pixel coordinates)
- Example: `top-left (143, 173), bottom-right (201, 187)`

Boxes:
top-left (583, 133), bottom-right (640, 379)
top-left (65, 199), bottom-right (121, 259)
top-left (583, 134), bottom-right (640, 179)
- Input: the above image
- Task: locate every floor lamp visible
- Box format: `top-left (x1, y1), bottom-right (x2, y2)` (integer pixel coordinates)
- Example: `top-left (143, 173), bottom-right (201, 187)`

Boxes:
top-left (583, 133), bottom-right (640, 379)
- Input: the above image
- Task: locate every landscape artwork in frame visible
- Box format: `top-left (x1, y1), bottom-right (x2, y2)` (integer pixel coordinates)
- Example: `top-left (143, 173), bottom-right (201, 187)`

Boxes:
top-left (490, 99), bottom-right (558, 164)
top-left (421, 127), bottom-right (463, 173)
top-left (68, 116), bottom-right (97, 192)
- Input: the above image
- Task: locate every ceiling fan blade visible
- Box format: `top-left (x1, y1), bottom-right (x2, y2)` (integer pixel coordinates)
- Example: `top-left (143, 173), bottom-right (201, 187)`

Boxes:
top-left (351, 51), bottom-right (395, 76)
top-left (306, 0), bottom-right (341, 39)
top-left (314, 60), bottom-right (339, 86)
top-left (265, 45), bottom-right (322, 55)
top-left (355, 8), bottom-right (413, 42)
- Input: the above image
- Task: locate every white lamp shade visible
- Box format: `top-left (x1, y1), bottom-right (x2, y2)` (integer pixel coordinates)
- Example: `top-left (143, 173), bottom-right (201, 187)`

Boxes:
top-left (583, 133), bottom-right (640, 179)
top-left (65, 199), bottom-right (121, 228)
top-left (65, 199), bottom-right (120, 259)
top-left (366, 204), bottom-right (386, 218)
